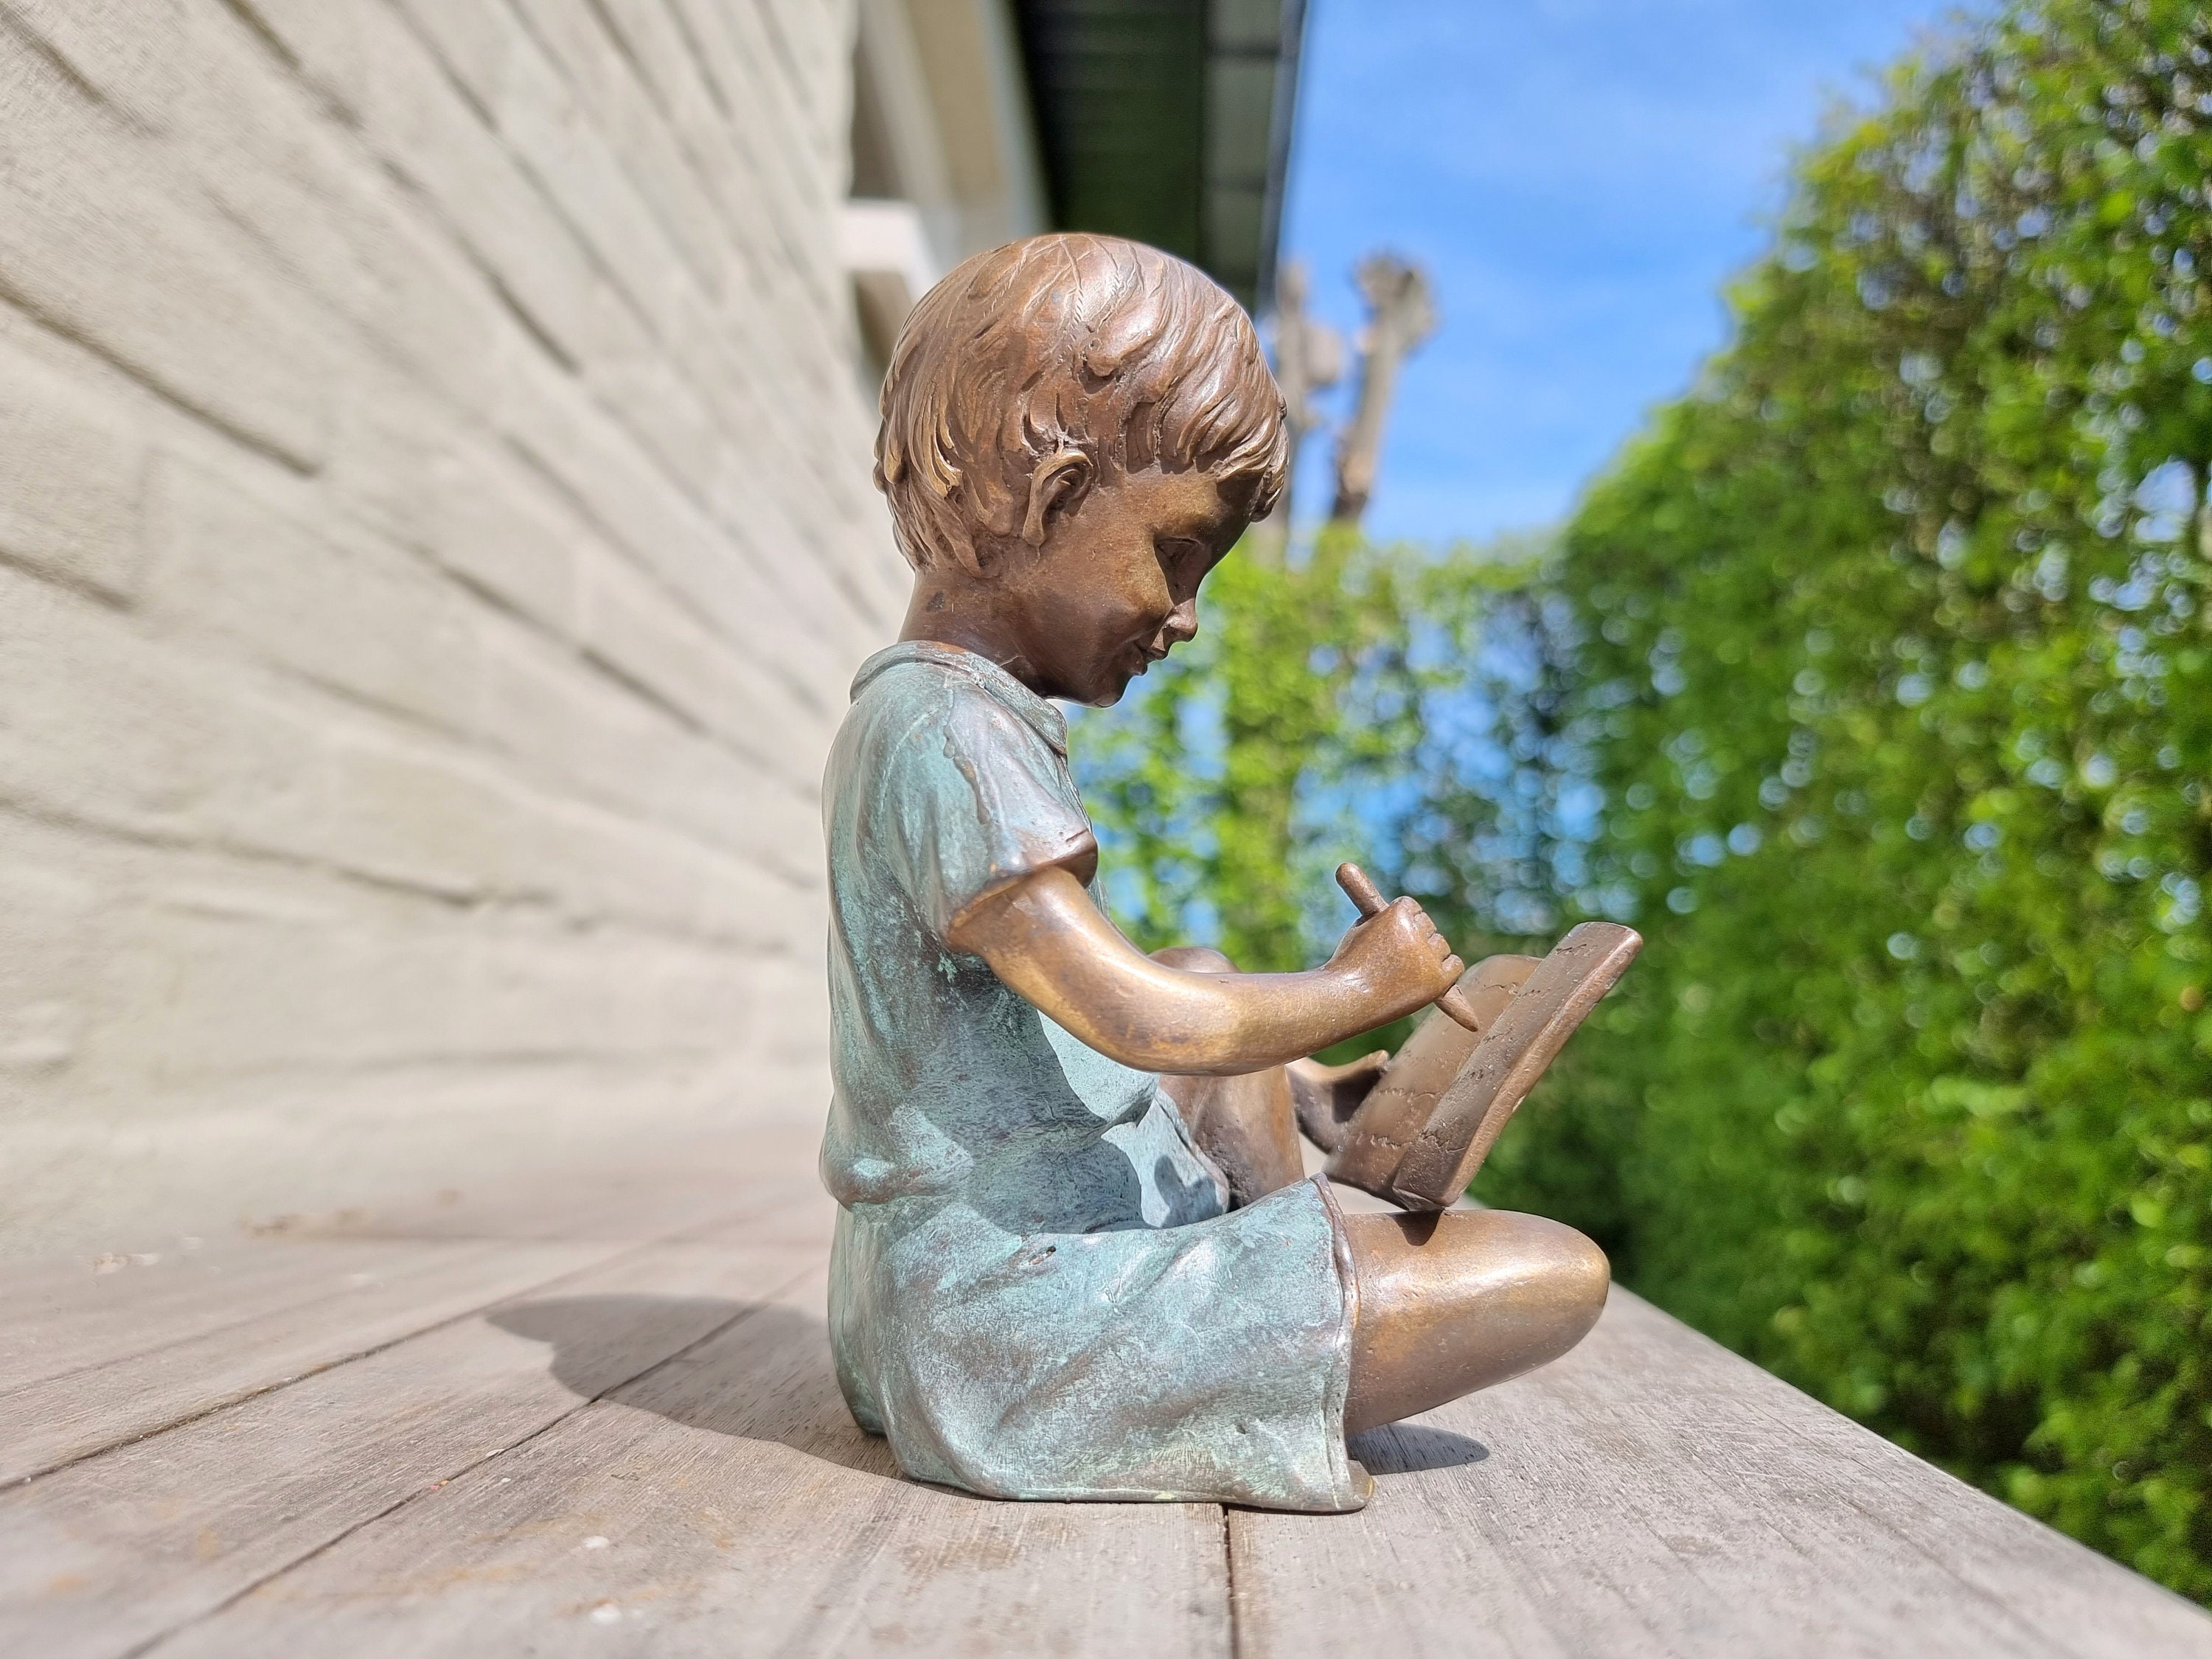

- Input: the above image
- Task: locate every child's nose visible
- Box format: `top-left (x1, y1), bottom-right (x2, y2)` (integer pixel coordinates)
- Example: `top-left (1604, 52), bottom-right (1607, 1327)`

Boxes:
top-left (1162, 599), bottom-right (1199, 644)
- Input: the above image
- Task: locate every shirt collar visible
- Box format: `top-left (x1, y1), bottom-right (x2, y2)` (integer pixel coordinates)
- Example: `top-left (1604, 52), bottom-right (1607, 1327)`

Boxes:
top-left (850, 641), bottom-right (1071, 757)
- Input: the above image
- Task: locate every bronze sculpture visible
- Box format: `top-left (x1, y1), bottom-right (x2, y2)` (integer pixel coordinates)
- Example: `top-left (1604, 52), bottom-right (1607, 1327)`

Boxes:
top-left (820, 232), bottom-right (1639, 1509)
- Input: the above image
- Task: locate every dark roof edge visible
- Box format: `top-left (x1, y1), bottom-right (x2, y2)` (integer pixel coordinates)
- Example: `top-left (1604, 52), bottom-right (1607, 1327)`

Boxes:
top-left (1251, 0), bottom-right (1310, 316)
top-left (1015, 0), bottom-right (1308, 316)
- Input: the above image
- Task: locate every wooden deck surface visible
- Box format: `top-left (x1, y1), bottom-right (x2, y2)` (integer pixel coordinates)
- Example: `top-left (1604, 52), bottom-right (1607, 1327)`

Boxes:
top-left (5, 1129), bottom-right (2209, 1658)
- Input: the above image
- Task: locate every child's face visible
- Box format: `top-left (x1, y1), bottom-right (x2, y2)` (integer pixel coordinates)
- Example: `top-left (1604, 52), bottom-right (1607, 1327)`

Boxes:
top-left (1001, 464), bottom-right (1254, 706)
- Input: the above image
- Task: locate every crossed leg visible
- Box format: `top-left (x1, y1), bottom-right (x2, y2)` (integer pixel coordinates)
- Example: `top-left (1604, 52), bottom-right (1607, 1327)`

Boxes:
top-left (1152, 947), bottom-right (1610, 1435)
top-left (1339, 1208), bottom-right (1606, 1433)
top-left (1158, 1062), bottom-right (1306, 1203)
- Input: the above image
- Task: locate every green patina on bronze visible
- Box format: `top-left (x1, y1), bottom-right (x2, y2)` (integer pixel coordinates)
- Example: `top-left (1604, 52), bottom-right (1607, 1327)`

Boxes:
top-left (820, 641), bottom-right (1366, 1512)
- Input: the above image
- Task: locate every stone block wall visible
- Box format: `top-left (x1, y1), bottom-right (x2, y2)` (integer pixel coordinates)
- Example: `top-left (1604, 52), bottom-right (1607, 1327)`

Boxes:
top-left (0, 0), bottom-right (905, 1253)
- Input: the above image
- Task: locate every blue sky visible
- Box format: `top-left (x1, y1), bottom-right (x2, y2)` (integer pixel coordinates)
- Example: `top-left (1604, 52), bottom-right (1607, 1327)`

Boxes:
top-left (1280, 0), bottom-right (1978, 544)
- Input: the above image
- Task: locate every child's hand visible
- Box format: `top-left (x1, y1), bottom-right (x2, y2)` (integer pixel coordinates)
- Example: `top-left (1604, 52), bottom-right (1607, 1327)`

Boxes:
top-left (1327, 897), bottom-right (1464, 1021)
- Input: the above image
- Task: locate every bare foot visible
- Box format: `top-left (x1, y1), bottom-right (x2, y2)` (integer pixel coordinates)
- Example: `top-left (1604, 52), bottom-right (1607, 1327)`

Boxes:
top-left (1286, 1052), bottom-right (1389, 1152)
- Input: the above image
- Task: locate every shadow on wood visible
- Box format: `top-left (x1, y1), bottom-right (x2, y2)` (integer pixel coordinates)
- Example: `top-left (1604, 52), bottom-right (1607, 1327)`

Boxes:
top-left (1350, 1421), bottom-right (1489, 1476)
top-left (494, 1295), bottom-right (1506, 1487)
top-left (489, 1295), bottom-right (886, 1476)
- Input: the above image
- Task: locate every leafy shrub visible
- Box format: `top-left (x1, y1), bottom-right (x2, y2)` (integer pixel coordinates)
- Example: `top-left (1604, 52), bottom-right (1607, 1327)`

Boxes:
top-left (1483, 0), bottom-right (2212, 1599)
top-left (1077, 529), bottom-right (1566, 987)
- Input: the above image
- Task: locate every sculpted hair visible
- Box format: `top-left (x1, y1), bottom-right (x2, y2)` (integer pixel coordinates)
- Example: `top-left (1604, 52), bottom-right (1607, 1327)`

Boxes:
top-left (873, 233), bottom-right (1290, 571)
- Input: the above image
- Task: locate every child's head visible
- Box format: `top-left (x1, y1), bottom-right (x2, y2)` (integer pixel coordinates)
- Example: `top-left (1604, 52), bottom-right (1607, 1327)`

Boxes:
top-left (874, 234), bottom-right (1288, 704)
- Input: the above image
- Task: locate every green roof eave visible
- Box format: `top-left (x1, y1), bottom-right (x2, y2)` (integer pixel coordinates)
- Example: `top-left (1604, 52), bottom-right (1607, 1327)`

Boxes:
top-left (1012, 0), bottom-right (1307, 314)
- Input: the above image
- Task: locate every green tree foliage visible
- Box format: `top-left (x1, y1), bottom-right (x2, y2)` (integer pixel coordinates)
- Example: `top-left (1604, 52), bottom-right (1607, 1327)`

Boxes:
top-left (1074, 529), bottom-right (1562, 996)
top-left (1075, 531), bottom-right (1406, 974)
top-left (1481, 0), bottom-right (2212, 1599)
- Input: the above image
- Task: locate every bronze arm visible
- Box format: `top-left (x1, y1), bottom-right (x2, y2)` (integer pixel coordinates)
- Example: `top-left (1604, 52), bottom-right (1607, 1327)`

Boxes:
top-left (945, 866), bottom-right (1461, 1076)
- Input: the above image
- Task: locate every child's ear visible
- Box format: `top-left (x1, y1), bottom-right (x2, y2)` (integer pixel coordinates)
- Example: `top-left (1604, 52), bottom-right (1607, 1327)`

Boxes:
top-left (1021, 449), bottom-right (1094, 548)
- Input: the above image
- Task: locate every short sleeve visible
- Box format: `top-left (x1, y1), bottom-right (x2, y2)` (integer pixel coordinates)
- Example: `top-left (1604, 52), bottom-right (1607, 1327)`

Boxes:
top-left (873, 686), bottom-right (1096, 942)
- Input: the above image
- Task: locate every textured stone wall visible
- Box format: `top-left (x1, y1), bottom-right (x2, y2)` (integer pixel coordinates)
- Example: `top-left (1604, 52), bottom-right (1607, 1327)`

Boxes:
top-left (0, 0), bottom-right (905, 1252)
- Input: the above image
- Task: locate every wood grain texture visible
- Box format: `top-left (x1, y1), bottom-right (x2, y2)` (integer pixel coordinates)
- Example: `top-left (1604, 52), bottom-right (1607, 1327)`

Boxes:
top-left (7, 1141), bottom-right (2208, 1655)
top-left (1233, 1289), bottom-right (2212, 1659)
top-left (0, 1237), bottom-right (465, 1394)
top-left (0, 1234), bottom-right (822, 1659)
top-left (0, 1144), bottom-right (824, 1482)
top-left (0, 1139), bottom-right (807, 1386)
top-left (311, 1125), bottom-right (829, 1245)
top-left (0, 1239), bottom-right (619, 1485)
top-left (142, 1267), bottom-right (1232, 1659)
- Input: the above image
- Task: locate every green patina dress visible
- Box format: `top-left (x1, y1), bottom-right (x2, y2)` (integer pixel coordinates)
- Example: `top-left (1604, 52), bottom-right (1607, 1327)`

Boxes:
top-left (820, 641), bottom-right (1367, 1512)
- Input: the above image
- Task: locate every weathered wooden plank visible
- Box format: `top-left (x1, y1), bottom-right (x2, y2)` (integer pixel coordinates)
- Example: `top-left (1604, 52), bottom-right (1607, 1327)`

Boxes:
top-left (0, 1234), bottom-right (821, 1659)
top-left (0, 1238), bottom-right (612, 1484)
top-left (0, 1238), bottom-right (473, 1395)
top-left (319, 1128), bottom-right (829, 1245)
top-left (0, 1150), bottom-right (825, 1469)
top-left (22, 1124), bottom-right (2192, 1659)
top-left (1231, 1289), bottom-right (2212, 1659)
top-left (146, 1268), bottom-right (1232, 1659)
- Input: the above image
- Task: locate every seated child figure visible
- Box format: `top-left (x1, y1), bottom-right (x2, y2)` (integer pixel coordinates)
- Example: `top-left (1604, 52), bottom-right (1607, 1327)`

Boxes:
top-left (822, 233), bottom-right (1611, 1512)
